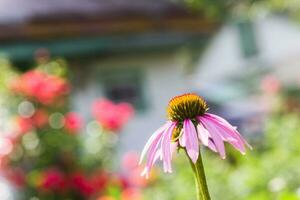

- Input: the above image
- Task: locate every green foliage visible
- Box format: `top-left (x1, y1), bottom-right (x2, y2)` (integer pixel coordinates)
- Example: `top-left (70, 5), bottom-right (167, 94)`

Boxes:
top-left (179, 0), bottom-right (300, 23)
top-left (178, 0), bottom-right (260, 19)
top-left (0, 58), bottom-right (117, 199)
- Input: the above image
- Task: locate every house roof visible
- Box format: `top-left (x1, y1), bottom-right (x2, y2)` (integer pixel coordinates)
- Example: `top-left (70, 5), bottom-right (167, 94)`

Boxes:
top-left (0, 0), bottom-right (219, 62)
top-left (0, 0), bottom-right (219, 41)
top-left (0, 0), bottom-right (185, 24)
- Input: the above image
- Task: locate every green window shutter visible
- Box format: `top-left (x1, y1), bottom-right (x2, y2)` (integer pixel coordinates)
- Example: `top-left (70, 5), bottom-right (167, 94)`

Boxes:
top-left (237, 19), bottom-right (258, 58)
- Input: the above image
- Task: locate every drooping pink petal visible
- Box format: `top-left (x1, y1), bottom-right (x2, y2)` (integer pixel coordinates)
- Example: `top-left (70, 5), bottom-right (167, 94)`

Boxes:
top-left (204, 113), bottom-right (250, 153)
top-left (207, 139), bottom-right (217, 152)
top-left (161, 122), bottom-right (176, 173)
top-left (196, 124), bottom-right (209, 146)
top-left (183, 119), bottom-right (199, 163)
top-left (213, 124), bottom-right (246, 154)
top-left (198, 117), bottom-right (226, 159)
top-left (141, 122), bottom-right (173, 178)
top-left (141, 149), bottom-right (161, 179)
top-left (139, 122), bottom-right (172, 164)
top-left (205, 113), bottom-right (252, 149)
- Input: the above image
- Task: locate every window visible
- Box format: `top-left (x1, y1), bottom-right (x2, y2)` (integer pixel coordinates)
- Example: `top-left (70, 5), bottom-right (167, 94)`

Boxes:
top-left (98, 67), bottom-right (146, 111)
top-left (237, 19), bottom-right (258, 58)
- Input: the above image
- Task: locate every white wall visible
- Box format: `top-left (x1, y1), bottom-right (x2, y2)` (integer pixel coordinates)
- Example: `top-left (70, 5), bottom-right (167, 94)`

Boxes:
top-left (71, 52), bottom-right (191, 157)
top-left (193, 15), bottom-right (300, 87)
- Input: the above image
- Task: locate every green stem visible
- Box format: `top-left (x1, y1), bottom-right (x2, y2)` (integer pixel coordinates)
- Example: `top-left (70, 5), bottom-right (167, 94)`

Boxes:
top-left (186, 149), bottom-right (211, 200)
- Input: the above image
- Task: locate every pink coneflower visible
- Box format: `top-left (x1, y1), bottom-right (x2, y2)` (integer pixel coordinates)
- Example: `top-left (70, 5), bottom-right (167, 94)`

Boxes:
top-left (139, 93), bottom-right (251, 178)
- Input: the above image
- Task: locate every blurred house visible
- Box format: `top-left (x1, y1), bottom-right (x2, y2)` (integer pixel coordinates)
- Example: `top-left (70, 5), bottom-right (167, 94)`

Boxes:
top-left (0, 0), bottom-right (219, 155)
top-left (192, 15), bottom-right (300, 136)
top-left (193, 15), bottom-right (300, 89)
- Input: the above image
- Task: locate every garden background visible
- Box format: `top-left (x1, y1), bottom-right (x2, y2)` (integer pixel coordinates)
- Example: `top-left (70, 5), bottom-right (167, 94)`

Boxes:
top-left (0, 0), bottom-right (300, 199)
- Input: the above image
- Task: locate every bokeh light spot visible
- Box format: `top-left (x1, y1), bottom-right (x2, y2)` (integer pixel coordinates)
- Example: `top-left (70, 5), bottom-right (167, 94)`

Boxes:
top-left (22, 132), bottom-right (39, 150)
top-left (18, 101), bottom-right (35, 118)
top-left (49, 112), bottom-right (65, 129)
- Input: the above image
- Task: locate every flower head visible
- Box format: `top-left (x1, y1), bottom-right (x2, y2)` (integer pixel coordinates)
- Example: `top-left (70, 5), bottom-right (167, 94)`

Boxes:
top-left (64, 112), bottom-right (83, 134)
top-left (70, 173), bottom-right (95, 197)
top-left (139, 93), bottom-right (251, 178)
top-left (92, 98), bottom-right (134, 132)
top-left (40, 169), bottom-right (67, 192)
top-left (11, 70), bottom-right (69, 105)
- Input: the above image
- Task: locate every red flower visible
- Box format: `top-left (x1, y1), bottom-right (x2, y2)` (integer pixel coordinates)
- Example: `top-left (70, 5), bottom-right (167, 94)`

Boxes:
top-left (3, 168), bottom-right (26, 188)
top-left (11, 70), bottom-right (69, 105)
top-left (40, 169), bottom-right (67, 192)
top-left (64, 112), bottom-right (83, 134)
top-left (70, 173), bottom-right (95, 197)
top-left (16, 109), bottom-right (48, 134)
top-left (32, 109), bottom-right (49, 128)
top-left (110, 174), bottom-right (130, 190)
top-left (90, 171), bottom-right (109, 192)
top-left (92, 99), bottom-right (134, 132)
top-left (16, 117), bottom-right (33, 134)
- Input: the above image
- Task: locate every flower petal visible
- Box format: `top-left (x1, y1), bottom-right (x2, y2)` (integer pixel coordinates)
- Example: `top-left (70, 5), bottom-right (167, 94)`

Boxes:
top-left (183, 119), bottom-right (199, 163)
top-left (139, 122), bottom-right (172, 164)
top-left (141, 123), bottom-right (174, 178)
top-left (205, 113), bottom-right (252, 150)
top-left (141, 149), bottom-right (161, 178)
top-left (207, 139), bottom-right (217, 152)
top-left (204, 113), bottom-right (250, 153)
top-left (196, 124), bottom-right (209, 146)
top-left (161, 122), bottom-right (176, 173)
top-left (198, 116), bottom-right (226, 159)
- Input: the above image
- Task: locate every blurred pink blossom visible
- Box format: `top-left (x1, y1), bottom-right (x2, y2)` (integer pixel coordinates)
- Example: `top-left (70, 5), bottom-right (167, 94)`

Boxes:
top-left (70, 173), bottom-right (95, 197)
top-left (90, 170), bottom-right (109, 193)
top-left (11, 70), bottom-right (69, 105)
top-left (40, 169), bottom-right (67, 192)
top-left (16, 117), bottom-right (33, 134)
top-left (92, 99), bottom-right (134, 132)
top-left (0, 138), bottom-right (13, 156)
top-left (261, 75), bottom-right (281, 95)
top-left (16, 109), bottom-right (48, 134)
top-left (121, 152), bottom-right (148, 187)
top-left (64, 112), bottom-right (83, 134)
top-left (121, 188), bottom-right (142, 200)
top-left (32, 109), bottom-right (49, 128)
top-left (3, 168), bottom-right (26, 188)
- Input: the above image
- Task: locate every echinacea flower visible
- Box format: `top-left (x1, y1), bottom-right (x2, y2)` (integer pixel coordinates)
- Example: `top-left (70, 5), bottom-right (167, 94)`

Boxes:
top-left (139, 93), bottom-right (251, 178)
